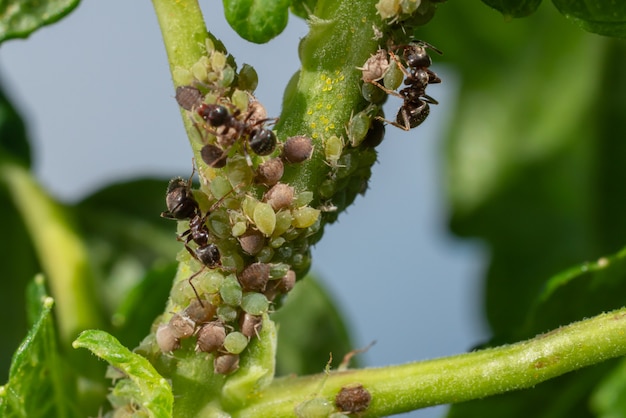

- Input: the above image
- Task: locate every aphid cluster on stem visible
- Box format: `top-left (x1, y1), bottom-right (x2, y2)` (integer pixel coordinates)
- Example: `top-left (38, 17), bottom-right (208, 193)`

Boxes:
top-left (155, 39), bottom-right (319, 374)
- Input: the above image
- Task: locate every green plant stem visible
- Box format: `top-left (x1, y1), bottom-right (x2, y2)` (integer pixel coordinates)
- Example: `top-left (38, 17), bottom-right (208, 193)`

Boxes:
top-left (151, 0), bottom-right (209, 156)
top-left (278, 0), bottom-right (382, 194)
top-left (0, 161), bottom-right (101, 345)
top-left (151, 0), bottom-right (208, 78)
top-left (236, 308), bottom-right (626, 417)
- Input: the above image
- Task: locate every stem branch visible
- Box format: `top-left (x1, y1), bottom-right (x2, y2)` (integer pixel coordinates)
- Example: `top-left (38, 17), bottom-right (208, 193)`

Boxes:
top-left (237, 308), bottom-right (626, 417)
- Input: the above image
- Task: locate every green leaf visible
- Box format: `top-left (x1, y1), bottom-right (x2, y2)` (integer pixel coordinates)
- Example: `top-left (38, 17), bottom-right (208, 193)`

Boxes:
top-left (591, 357), bottom-right (626, 417)
top-left (481, 0), bottom-right (543, 18)
top-left (0, 275), bottom-right (73, 418)
top-left (73, 329), bottom-right (173, 417)
top-left (290, 0), bottom-right (319, 19)
top-left (552, 0), bottom-right (626, 38)
top-left (222, 0), bottom-right (290, 43)
top-left (0, 0), bottom-right (80, 43)
top-left (112, 262), bottom-right (177, 348)
top-left (433, 3), bottom-right (626, 417)
top-left (271, 276), bottom-right (356, 376)
top-left (0, 184), bottom-right (38, 383)
top-left (0, 82), bottom-right (31, 167)
top-left (439, 3), bottom-right (623, 339)
top-left (448, 245), bottom-right (626, 418)
top-left (523, 247), bottom-right (626, 338)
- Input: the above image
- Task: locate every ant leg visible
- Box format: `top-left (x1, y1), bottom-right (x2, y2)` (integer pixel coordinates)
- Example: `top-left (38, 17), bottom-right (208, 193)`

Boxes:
top-left (186, 265), bottom-right (207, 307)
top-left (420, 94), bottom-right (439, 105)
top-left (389, 51), bottom-right (412, 79)
top-left (366, 79), bottom-right (404, 99)
top-left (375, 115), bottom-right (410, 131)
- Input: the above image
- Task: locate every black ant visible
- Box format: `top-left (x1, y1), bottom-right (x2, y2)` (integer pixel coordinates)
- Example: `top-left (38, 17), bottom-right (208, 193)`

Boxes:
top-left (175, 86), bottom-right (277, 168)
top-left (197, 102), bottom-right (277, 167)
top-left (162, 170), bottom-right (230, 306)
top-left (368, 41), bottom-right (442, 131)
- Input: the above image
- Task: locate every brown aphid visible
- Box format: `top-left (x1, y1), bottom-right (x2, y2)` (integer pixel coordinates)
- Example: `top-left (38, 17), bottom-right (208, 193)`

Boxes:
top-left (255, 158), bottom-right (284, 186)
top-left (277, 269), bottom-right (296, 293)
top-left (238, 229), bottom-right (265, 256)
top-left (201, 144), bottom-right (227, 168)
top-left (168, 313), bottom-right (195, 339)
top-left (263, 269), bottom-right (296, 301)
top-left (196, 321), bottom-right (226, 353)
top-left (156, 324), bottom-right (180, 353)
top-left (175, 85), bottom-right (203, 111)
top-left (358, 49), bottom-right (390, 82)
top-left (184, 298), bottom-right (216, 324)
top-left (214, 353), bottom-right (240, 375)
top-left (281, 135), bottom-right (313, 164)
top-left (238, 262), bottom-right (270, 292)
top-left (240, 313), bottom-right (263, 338)
top-left (263, 183), bottom-right (294, 211)
top-left (335, 384), bottom-right (371, 414)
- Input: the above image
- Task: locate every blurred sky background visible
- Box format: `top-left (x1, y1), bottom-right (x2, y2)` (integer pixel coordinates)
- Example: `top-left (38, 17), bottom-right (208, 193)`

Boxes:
top-left (1, 2), bottom-right (488, 416)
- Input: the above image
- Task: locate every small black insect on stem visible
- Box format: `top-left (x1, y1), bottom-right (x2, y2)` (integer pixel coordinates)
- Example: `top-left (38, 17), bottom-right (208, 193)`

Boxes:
top-left (367, 40), bottom-right (442, 131)
top-left (161, 170), bottom-right (225, 307)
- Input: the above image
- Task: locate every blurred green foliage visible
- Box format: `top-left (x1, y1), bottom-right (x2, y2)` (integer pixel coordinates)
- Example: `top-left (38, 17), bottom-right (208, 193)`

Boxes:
top-left (1, 0), bottom-right (626, 416)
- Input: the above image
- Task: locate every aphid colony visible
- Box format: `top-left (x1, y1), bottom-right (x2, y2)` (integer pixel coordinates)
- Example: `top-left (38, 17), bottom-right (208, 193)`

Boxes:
top-left (153, 40), bottom-right (317, 375)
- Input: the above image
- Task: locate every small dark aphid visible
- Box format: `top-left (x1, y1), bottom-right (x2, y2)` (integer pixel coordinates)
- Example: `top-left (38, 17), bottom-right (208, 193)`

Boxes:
top-left (214, 353), bottom-right (240, 375)
top-left (156, 324), bottom-right (180, 353)
top-left (358, 49), bottom-right (390, 83)
top-left (175, 85), bottom-right (203, 111)
top-left (277, 270), bottom-right (296, 294)
top-left (240, 313), bottom-right (263, 338)
top-left (264, 269), bottom-right (296, 301)
top-left (263, 183), bottom-right (295, 211)
top-left (238, 262), bottom-right (271, 292)
top-left (362, 118), bottom-right (385, 148)
top-left (183, 298), bottom-right (216, 324)
top-left (201, 144), bottom-right (227, 168)
top-left (255, 157), bottom-right (284, 186)
top-left (281, 135), bottom-right (314, 164)
top-left (196, 321), bottom-right (226, 353)
top-left (168, 313), bottom-right (195, 339)
top-left (237, 228), bottom-right (265, 256)
top-left (335, 384), bottom-right (372, 414)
